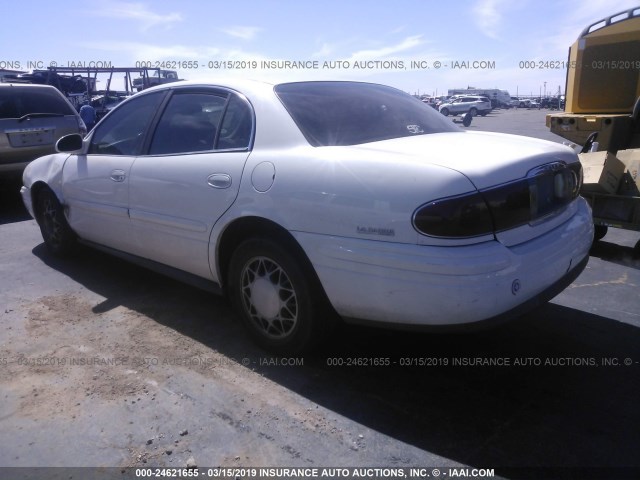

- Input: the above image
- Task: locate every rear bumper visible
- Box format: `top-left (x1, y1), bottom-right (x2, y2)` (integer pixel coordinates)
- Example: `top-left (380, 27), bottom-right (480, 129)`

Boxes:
top-left (344, 254), bottom-right (588, 332)
top-left (294, 197), bottom-right (593, 327)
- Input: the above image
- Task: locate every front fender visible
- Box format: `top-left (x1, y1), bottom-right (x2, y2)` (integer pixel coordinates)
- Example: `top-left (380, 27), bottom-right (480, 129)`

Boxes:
top-left (22, 153), bottom-right (71, 202)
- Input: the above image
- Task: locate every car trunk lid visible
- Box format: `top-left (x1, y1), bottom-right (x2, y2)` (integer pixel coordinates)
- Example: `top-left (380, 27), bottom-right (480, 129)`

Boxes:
top-left (354, 131), bottom-right (578, 189)
top-left (353, 131), bottom-right (582, 246)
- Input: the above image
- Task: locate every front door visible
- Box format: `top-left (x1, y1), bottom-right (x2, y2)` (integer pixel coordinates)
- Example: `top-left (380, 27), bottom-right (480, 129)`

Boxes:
top-left (62, 90), bottom-right (167, 252)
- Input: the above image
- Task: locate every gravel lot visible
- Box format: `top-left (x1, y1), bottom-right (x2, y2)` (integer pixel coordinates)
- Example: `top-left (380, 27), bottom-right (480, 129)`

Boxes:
top-left (1, 108), bottom-right (639, 479)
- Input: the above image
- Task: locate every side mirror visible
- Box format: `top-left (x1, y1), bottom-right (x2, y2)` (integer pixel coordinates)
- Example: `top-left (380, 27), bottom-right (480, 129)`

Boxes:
top-left (56, 134), bottom-right (84, 153)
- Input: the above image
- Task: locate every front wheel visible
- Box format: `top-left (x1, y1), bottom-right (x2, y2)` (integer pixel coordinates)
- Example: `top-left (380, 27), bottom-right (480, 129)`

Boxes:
top-left (440, 108), bottom-right (449, 116)
top-left (228, 238), bottom-right (333, 354)
top-left (36, 189), bottom-right (76, 255)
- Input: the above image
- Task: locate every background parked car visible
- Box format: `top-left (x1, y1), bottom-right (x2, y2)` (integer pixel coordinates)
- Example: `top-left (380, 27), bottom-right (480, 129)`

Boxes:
top-left (540, 97), bottom-right (564, 109)
top-left (0, 83), bottom-right (86, 179)
top-left (439, 95), bottom-right (492, 116)
top-left (421, 97), bottom-right (438, 109)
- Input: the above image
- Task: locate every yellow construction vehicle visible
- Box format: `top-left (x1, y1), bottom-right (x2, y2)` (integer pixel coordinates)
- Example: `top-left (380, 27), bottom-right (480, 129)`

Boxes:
top-left (546, 7), bottom-right (640, 153)
top-left (547, 8), bottom-right (640, 249)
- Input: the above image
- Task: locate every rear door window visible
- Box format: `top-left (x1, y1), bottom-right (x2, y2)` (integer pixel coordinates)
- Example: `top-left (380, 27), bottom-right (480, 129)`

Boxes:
top-left (217, 94), bottom-right (253, 150)
top-left (148, 90), bottom-right (253, 155)
top-left (149, 92), bottom-right (227, 155)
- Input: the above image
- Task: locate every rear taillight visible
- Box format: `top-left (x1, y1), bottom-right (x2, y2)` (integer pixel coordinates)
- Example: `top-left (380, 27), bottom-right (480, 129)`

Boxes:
top-left (413, 192), bottom-right (494, 238)
top-left (568, 161), bottom-right (583, 194)
top-left (413, 162), bottom-right (582, 238)
top-left (482, 180), bottom-right (531, 231)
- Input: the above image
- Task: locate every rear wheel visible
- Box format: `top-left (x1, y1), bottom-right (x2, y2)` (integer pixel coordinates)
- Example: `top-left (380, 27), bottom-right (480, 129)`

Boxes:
top-left (469, 107), bottom-right (478, 116)
top-left (36, 189), bottom-right (76, 256)
top-left (228, 237), bottom-right (334, 354)
top-left (593, 225), bottom-right (608, 241)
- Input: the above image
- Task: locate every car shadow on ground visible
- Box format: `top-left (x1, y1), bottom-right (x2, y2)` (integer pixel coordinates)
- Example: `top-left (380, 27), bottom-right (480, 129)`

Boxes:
top-left (590, 239), bottom-right (640, 269)
top-left (33, 244), bottom-right (640, 474)
top-left (0, 181), bottom-right (30, 225)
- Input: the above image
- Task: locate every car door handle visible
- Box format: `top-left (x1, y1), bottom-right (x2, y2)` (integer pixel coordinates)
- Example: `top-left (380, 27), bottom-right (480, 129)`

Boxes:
top-left (207, 174), bottom-right (232, 189)
top-left (110, 169), bottom-right (126, 182)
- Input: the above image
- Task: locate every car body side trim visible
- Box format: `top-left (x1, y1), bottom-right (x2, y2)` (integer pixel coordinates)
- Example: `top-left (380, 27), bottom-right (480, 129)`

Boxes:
top-left (316, 239), bottom-right (510, 275)
top-left (129, 209), bottom-right (208, 233)
top-left (67, 197), bottom-right (128, 219)
top-left (78, 239), bottom-right (223, 294)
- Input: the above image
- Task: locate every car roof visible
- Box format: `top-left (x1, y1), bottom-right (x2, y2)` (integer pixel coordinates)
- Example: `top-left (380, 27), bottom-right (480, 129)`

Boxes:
top-left (139, 78), bottom-right (412, 99)
top-left (0, 83), bottom-right (62, 91)
top-left (140, 78), bottom-right (273, 96)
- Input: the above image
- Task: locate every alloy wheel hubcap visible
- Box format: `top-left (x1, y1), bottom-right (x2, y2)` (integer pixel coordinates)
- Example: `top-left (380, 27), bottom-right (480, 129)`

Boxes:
top-left (42, 198), bottom-right (62, 246)
top-left (240, 256), bottom-right (298, 338)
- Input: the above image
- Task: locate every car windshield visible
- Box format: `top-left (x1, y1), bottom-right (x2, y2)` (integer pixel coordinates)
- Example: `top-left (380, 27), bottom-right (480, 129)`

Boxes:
top-left (275, 81), bottom-right (459, 147)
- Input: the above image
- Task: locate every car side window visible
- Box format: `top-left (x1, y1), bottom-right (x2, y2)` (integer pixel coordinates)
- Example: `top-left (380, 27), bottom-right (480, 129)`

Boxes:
top-left (88, 91), bottom-right (165, 155)
top-left (217, 94), bottom-right (253, 150)
top-left (149, 93), bottom-right (226, 155)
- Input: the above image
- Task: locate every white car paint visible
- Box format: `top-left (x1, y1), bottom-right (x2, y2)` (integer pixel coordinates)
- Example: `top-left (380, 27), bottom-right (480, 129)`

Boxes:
top-left (21, 79), bottom-right (593, 350)
top-left (294, 200), bottom-right (592, 325)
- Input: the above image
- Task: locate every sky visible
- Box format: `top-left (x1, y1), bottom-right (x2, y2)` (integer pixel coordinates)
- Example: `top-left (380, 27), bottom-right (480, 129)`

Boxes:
top-left (2, 0), bottom-right (639, 98)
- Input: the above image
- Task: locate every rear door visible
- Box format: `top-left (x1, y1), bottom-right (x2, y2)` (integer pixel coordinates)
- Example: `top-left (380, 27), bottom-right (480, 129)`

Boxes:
top-left (128, 88), bottom-right (254, 279)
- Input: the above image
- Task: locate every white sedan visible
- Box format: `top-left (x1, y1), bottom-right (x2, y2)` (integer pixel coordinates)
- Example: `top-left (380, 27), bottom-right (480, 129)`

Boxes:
top-left (21, 79), bottom-right (593, 354)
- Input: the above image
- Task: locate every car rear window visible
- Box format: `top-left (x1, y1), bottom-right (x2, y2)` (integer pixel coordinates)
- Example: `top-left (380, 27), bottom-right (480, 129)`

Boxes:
top-left (275, 81), bottom-right (459, 147)
top-left (0, 87), bottom-right (76, 119)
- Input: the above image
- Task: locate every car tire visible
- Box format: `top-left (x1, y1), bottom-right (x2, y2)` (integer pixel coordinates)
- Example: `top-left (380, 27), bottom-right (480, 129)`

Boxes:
top-left (36, 188), bottom-right (76, 256)
top-left (440, 108), bottom-right (449, 116)
top-left (228, 237), bottom-right (334, 355)
top-left (593, 225), bottom-right (608, 241)
top-left (480, 111), bottom-right (487, 116)
top-left (469, 107), bottom-right (477, 117)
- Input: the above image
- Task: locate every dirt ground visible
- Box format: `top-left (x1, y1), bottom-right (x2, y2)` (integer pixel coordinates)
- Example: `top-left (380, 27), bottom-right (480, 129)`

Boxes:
top-left (1, 220), bottom-right (443, 469)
